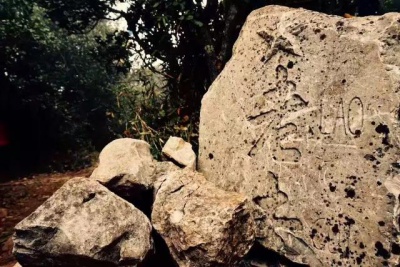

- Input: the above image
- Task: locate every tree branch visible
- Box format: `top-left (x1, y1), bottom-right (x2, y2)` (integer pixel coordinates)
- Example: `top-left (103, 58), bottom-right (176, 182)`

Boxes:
top-left (106, 6), bottom-right (128, 16)
top-left (75, 19), bottom-right (99, 35)
top-left (203, 0), bottom-right (219, 22)
top-left (130, 31), bottom-right (166, 63)
top-left (104, 15), bottom-right (123, 21)
top-left (133, 46), bottom-right (175, 80)
top-left (218, 1), bottom-right (247, 65)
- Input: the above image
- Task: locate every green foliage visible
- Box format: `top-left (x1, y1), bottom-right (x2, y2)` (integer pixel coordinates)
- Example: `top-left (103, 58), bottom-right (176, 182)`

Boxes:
top-left (383, 0), bottom-right (400, 12)
top-left (36, 0), bottom-right (253, 116)
top-left (0, 0), bottom-right (131, 174)
top-left (112, 68), bottom-right (199, 159)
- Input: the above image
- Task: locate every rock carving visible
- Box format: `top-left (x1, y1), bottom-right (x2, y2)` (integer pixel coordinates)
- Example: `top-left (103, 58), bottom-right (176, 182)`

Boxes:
top-left (200, 6), bottom-right (400, 266)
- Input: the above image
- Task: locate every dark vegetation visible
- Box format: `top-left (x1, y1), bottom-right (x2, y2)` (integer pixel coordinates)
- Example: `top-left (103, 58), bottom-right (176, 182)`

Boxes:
top-left (0, 0), bottom-right (396, 178)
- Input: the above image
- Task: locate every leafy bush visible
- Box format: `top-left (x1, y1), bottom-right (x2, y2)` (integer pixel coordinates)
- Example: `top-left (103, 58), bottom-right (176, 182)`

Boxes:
top-left (111, 68), bottom-right (199, 159)
top-left (0, 1), bottom-right (130, 174)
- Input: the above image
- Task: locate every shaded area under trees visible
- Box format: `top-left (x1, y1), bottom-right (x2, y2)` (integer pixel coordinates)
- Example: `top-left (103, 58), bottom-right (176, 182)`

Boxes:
top-left (0, 0), bottom-right (131, 177)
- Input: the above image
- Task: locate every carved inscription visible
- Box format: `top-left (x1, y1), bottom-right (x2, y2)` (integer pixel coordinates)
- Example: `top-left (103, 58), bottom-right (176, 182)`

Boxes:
top-left (200, 10), bottom-right (400, 266)
top-left (319, 97), bottom-right (364, 137)
top-left (247, 66), bottom-right (365, 162)
top-left (257, 30), bottom-right (303, 63)
top-left (247, 65), bottom-right (308, 162)
top-left (348, 97), bottom-right (364, 135)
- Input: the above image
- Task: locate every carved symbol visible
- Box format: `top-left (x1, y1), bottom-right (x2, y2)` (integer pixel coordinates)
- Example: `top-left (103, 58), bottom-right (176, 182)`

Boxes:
top-left (247, 65), bottom-right (308, 162)
top-left (347, 97), bottom-right (364, 135)
top-left (257, 31), bottom-right (303, 63)
top-left (319, 98), bottom-right (347, 135)
top-left (319, 96), bottom-right (364, 137)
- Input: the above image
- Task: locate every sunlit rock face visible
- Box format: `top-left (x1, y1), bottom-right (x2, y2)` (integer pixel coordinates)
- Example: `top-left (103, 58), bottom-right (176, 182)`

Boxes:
top-left (90, 138), bottom-right (179, 214)
top-left (152, 170), bottom-right (255, 267)
top-left (13, 178), bottom-right (153, 267)
top-left (199, 5), bottom-right (400, 266)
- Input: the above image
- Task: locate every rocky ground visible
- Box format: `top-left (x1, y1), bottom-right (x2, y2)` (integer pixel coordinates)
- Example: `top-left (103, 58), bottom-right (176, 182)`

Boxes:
top-left (0, 168), bottom-right (93, 267)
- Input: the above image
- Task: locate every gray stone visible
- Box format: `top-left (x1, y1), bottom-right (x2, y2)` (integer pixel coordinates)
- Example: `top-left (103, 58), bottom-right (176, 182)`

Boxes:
top-left (155, 161), bottom-right (181, 176)
top-left (152, 170), bottom-right (255, 267)
top-left (199, 6), bottom-right (400, 266)
top-left (13, 177), bottom-right (153, 267)
top-left (90, 138), bottom-right (178, 212)
top-left (162, 137), bottom-right (196, 170)
top-left (91, 138), bottom-right (156, 190)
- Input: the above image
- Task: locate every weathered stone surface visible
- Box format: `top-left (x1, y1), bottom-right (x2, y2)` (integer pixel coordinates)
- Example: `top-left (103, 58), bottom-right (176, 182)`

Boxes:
top-left (199, 6), bottom-right (400, 266)
top-left (90, 138), bottom-right (178, 212)
top-left (155, 161), bottom-right (181, 176)
top-left (13, 177), bottom-right (153, 267)
top-left (152, 170), bottom-right (255, 267)
top-left (162, 137), bottom-right (196, 170)
top-left (91, 138), bottom-right (155, 189)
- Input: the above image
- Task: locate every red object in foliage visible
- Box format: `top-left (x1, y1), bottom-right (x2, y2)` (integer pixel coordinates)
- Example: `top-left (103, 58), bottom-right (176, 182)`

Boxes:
top-left (0, 123), bottom-right (9, 146)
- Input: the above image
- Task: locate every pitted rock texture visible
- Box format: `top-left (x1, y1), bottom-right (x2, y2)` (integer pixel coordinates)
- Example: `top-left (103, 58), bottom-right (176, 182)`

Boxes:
top-left (13, 177), bottom-right (153, 267)
top-left (162, 136), bottom-right (196, 170)
top-left (152, 170), bottom-right (255, 267)
top-left (199, 6), bottom-right (400, 266)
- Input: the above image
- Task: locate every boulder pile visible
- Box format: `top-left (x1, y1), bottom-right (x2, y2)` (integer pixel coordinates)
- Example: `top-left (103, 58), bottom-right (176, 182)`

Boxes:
top-left (13, 137), bottom-right (256, 267)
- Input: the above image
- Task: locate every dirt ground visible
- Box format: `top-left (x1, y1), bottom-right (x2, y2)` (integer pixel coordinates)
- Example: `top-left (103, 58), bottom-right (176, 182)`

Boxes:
top-left (0, 168), bottom-right (93, 267)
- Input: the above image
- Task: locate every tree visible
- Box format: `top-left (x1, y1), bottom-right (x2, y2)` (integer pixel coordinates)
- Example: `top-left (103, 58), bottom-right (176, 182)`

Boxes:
top-left (33, 1), bottom-right (272, 133)
top-left (36, 0), bottom-right (389, 122)
top-left (0, 0), bottom-right (131, 174)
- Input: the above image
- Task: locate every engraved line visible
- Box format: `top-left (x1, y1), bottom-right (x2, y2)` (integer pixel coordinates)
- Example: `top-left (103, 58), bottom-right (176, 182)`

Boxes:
top-left (280, 106), bottom-right (318, 126)
top-left (247, 109), bottom-right (276, 121)
top-left (324, 143), bottom-right (358, 148)
top-left (247, 133), bottom-right (265, 157)
top-left (332, 98), bottom-right (348, 136)
top-left (347, 96), bottom-right (364, 135)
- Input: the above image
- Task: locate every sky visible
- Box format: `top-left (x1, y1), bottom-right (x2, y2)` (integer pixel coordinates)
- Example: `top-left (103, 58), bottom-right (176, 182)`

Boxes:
top-left (107, 2), bottom-right (130, 31)
top-left (111, 0), bottom-right (210, 30)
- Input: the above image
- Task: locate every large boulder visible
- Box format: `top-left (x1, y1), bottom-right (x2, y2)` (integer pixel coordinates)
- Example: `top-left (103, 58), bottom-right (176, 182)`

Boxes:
top-left (13, 177), bottom-right (153, 267)
top-left (199, 6), bottom-right (400, 266)
top-left (152, 170), bottom-right (255, 267)
top-left (91, 138), bottom-right (178, 213)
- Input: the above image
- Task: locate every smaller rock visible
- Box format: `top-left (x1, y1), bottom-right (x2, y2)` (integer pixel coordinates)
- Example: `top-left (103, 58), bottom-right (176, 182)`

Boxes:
top-left (162, 137), bottom-right (196, 170)
top-left (152, 170), bottom-right (255, 267)
top-left (90, 138), bottom-right (155, 188)
top-left (13, 177), bottom-right (153, 267)
top-left (90, 138), bottom-right (159, 212)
